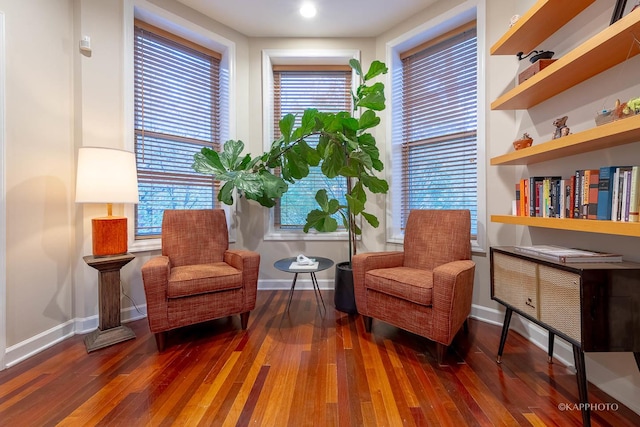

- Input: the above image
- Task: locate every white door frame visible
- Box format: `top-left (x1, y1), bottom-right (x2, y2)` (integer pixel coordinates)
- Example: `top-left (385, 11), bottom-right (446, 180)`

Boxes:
top-left (0, 11), bottom-right (7, 370)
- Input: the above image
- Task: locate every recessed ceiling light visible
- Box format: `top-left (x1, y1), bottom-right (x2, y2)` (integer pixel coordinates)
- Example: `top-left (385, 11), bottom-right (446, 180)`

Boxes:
top-left (300, 3), bottom-right (317, 18)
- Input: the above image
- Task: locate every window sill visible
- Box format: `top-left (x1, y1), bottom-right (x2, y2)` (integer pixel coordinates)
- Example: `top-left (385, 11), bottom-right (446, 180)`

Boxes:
top-left (264, 230), bottom-right (350, 241)
top-left (129, 238), bottom-right (161, 253)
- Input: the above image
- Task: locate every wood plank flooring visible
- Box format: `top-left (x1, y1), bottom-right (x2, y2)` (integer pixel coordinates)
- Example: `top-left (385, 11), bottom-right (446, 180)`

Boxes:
top-left (1, 290), bottom-right (639, 426)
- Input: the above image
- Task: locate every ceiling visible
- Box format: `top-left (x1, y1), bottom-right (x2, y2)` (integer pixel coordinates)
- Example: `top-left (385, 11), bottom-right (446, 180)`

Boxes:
top-left (175, 0), bottom-right (437, 38)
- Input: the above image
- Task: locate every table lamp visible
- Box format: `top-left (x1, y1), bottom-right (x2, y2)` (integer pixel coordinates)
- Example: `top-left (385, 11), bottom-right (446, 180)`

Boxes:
top-left (75, 147), bottom-right (139, 256)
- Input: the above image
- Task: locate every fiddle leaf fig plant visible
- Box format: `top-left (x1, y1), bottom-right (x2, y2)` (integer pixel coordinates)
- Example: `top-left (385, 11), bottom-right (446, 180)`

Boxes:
top-left (192, 59), bottom-right (389, 261)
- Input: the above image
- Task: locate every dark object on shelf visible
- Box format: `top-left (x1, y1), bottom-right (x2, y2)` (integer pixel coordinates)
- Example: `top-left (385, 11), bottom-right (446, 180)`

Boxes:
top-left (518, 59), bottom-right (557, 84)
top-left (516, 49), bottom-right (554, 63)
top-left (611, 0), bottom-right (639, 24)
top-left (552, 116), bottom-right (569, 139)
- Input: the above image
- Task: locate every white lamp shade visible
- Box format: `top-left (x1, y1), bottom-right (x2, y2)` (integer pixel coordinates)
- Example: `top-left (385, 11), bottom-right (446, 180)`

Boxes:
top-left (75, 147), bottom-right (139, 204)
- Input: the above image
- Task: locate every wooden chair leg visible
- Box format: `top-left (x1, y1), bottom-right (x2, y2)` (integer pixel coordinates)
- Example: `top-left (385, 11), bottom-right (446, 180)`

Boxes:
top-left (363, 316), bottom-right (372, 332)
top-left (154, 332), bottom-right (166, 352)
top-left (240, 312), bottom-right (250, 330)
top-left (436, 342), bottom-right (448, 365)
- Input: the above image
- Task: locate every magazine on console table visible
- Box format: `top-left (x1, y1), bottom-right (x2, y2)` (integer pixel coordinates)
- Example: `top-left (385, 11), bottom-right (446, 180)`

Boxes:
top-left (514, 245), bottom-right (623, 263)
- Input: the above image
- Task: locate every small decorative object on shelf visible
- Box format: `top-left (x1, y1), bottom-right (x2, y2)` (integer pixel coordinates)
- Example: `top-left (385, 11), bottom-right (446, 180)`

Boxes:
top-left (595, 109), bottom-right (614, 126)
top-left (518, 58), bottom-right (557, 84)
top-left (623, 96), bottom-right (640, 115)
top-left (614, 98), bottom-right (635, 120)
top-left (513, 133), bottom-right (533, 150)
top-left (516, 49), bottom-right (554, 63)
top-left (552, 115), bottom-right (569, 139)
top-left (509, 14), bottom-right (520, 28)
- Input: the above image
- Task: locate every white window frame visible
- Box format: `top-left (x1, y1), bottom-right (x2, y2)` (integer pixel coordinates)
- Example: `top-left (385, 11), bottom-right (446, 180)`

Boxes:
top-left (385, 0), bottom-right (486, 253)
top-left (124, 0), bottom-right (237, 252)
top-left (262, 49), bottom-right (361, 241)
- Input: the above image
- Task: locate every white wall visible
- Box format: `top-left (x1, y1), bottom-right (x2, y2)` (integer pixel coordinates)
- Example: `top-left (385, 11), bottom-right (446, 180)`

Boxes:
top-left (1, 0), bottom-right (75, 356)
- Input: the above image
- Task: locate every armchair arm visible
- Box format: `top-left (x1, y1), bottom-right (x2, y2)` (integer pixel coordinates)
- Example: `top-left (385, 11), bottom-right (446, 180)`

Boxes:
top-left (352, 251), bottom-right (404, 315)
top-left (225, 249), bottom-right (260, 311)
top-left (141, 255), bottom-right (171, 333)
top-left (431, 260), bottom-right (476, 345)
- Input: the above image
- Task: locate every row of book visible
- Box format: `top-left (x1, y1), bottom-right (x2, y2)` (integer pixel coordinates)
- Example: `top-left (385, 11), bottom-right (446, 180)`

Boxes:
top-left (514, 166), bottom-right (640, 222)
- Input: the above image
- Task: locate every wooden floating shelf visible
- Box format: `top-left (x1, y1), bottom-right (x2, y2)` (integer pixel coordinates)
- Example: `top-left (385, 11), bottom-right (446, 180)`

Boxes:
top-left (491, 215), bottom-right (640, 237)
top-left (491, 11), bottom-right (640, 110)
top-left (490, 0), bottom-right (595, 55)
top-left (491, 114), bottom-right (640, 165)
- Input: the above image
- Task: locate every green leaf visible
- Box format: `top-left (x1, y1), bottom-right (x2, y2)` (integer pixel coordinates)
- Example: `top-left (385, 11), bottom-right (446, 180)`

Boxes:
top-left (279, 114), bottom-right (295, 143)
top-left (351, 150), bottom-right (373, 170)
top-left (199, 146), bottom-right (226, 171)
top-left (284, 150), bottom-right (309, 179)
top-left (303, 209), bottom-right (338, 233)
top-left (259, 170), bottom-right (288, 199)
top-left (244, 191), bottom-right (276, 208)
top-left (358, 110), bottom-right (380, 131)
top-left (315, 189), bottom-right (329, 211)
top-left (362, 211), bottom-right (380, 228)
top-left (364, 60), bottom-right (388, 81)
top-left (357, 83), bottom-right (386, 111)
top-left (349, 58), bottom-right (363, 77)
top-left (372, 158), bottom-right (384, 172)
top-left (338, 162), bottom-right (359, 177)
top-left (346, 194), bottom-right (365, 216)
top-left (295, 139), bottom-right (321, 166)
top-left (234, 171), bottom-right (264, 198)
top-left (361, 173), bottom-right (389, 194)
top-left (321, 143), bottom-right (344, 179)
top-left (220, 139), bottom-right (246, 169)
top-left (218, 181), bottom-right (235, 205)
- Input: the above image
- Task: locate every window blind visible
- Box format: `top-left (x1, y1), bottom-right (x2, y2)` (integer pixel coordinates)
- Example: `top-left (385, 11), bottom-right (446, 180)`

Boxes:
top-left (400, 25), bottom-right (478, 237)
top-left (272, 68), bottom-right (352, 229)
top-left (134, 21), bottom-right (221, 238)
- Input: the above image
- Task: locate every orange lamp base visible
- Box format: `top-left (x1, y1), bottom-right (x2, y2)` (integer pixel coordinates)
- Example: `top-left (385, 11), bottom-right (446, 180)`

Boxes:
top-left (92, 216), bottom-right (128, 256)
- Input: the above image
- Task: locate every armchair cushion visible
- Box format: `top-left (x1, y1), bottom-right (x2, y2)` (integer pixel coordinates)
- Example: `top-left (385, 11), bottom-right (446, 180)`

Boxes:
top-left (365, 267), bottom-right (433, 306)
top-left (167, 262), bottom-right (242, 298)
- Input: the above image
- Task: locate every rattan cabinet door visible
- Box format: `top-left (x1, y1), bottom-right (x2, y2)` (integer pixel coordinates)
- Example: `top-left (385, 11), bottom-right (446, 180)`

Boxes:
top-left (538, 265), bottom-right (581, 342)
top-left (492, 252), bottom-right (539, 319)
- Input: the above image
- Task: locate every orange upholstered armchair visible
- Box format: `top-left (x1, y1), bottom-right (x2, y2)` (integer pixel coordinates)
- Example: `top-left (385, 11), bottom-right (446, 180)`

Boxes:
top-left (353, 209), bottom-right (475, 364)
top-left (141, 209), bottom-right (260, 351)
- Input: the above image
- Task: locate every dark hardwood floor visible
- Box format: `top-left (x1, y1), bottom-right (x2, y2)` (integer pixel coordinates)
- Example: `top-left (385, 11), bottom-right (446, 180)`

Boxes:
top-left (1, 290), bottom-right (639, 426)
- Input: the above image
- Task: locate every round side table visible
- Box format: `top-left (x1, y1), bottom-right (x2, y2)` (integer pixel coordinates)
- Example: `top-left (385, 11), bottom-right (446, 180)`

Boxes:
top-left (274, 256), bottom-right (333, 317)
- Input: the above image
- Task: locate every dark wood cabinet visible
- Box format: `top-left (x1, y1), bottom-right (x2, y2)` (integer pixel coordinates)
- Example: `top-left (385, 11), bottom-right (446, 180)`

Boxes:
top-left (490, 246), bottom-right (640, 426)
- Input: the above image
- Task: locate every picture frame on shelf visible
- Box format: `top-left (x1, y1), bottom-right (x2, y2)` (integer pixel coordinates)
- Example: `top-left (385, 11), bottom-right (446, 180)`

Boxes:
top-left (611, 0), bottom-right (640, 24)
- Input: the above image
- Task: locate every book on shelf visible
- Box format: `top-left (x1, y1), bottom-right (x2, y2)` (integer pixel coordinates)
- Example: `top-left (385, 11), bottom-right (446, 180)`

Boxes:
top-left (597, 166), bottom-right (616, 220)
top-left (514, 245), bottom-right (623, 263)
top-left (630, 166), bottom-right (640, 222)
top-left (587, 169), bottom-right (599, 220)
top-left (289, 261), bottom-right (319, 270)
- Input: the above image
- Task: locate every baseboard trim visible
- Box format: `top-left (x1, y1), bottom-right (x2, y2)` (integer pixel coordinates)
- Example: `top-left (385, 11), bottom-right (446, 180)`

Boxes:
top-left (5, 319), bottom-right (76, 368)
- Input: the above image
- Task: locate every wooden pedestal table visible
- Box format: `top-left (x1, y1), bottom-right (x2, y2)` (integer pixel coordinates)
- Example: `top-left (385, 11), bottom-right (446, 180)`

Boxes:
top-left (83, 253), bottom-right (136, 352)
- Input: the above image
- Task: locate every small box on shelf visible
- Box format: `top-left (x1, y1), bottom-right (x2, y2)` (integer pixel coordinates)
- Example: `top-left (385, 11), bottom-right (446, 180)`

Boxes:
top-left (517, 59), bottom-right (556, 84)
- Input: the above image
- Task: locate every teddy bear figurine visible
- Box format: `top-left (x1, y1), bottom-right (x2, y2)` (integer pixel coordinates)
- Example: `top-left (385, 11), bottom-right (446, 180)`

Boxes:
top-left (552, 116), bottom-right (569, 139)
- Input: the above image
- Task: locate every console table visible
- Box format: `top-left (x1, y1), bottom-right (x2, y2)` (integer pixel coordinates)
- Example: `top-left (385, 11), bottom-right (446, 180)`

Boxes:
top-left (83, 253), bottom-right (136, 352)
top-left (490, 246), bottom-right (640, 427)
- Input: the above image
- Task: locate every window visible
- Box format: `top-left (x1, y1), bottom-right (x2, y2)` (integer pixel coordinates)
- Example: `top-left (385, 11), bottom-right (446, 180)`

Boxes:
top-left (271, 65), bottom-right (352, 230)
top-left (390, 21), bottom-right (480, 243)
top-left (133, 20), bottom-right (221, 238)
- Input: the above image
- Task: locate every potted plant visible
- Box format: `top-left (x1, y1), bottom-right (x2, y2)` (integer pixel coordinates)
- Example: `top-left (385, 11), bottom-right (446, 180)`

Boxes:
top-left (192, 59), bottom-right (389, 313)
